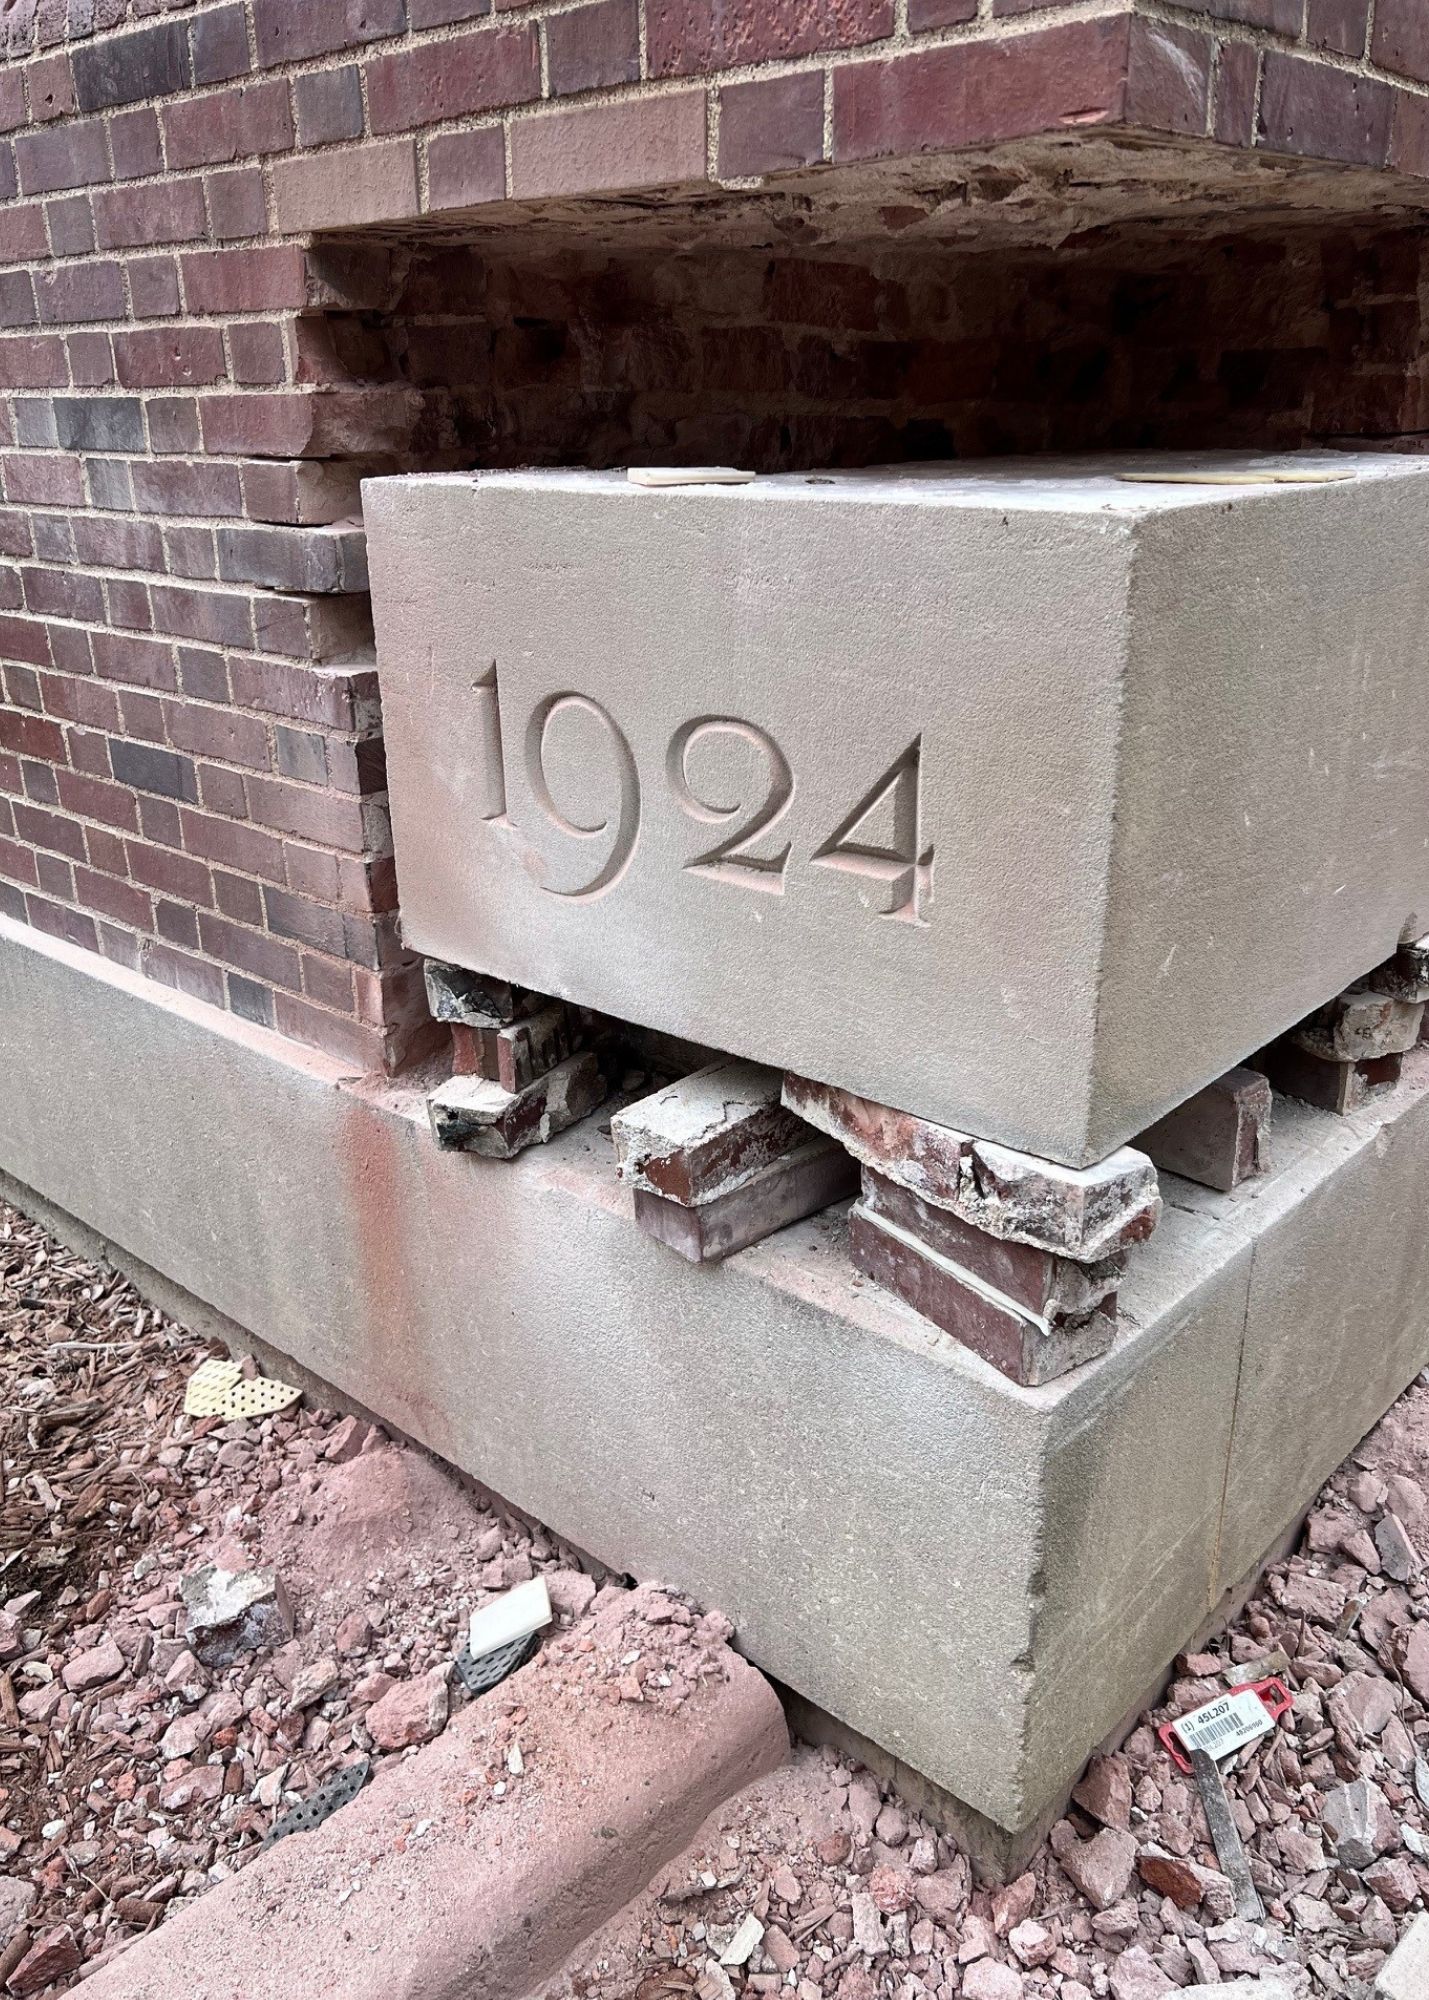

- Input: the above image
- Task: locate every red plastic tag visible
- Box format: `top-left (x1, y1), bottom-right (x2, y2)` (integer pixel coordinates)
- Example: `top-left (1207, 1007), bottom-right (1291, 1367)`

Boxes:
top-left (1158, 1677), bottom-right (1292, 1774)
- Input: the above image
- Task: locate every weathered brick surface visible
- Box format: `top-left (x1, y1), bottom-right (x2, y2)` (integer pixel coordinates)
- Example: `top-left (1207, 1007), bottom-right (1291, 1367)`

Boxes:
top-left (1374, 0), bottom-right (1429, 88)
top-left (427, 127), bottom-right (506, 211)
top-left (0, 0), bottom-right (1427, 1079)
top-left (364, 27), bottom-right (540, 134)
top-left (1260, 50), bottom-right (1393, 166)
top-left (272, 140), bottom-right (419, 233)
top-left (832, 18), bottom-right (1130, 163)
top-left (649, 0), bottom-right (893, 79)
top-left (511, 92), bottom-right (707, 198)
top-left (718, 71), bottom-right (826, 178)
top-left (547, 0), bottom-right (640, 97)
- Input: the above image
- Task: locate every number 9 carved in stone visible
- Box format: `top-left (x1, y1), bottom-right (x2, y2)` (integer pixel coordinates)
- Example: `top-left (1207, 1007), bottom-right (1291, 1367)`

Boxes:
top-left (523, 692), bottom-right (642, 901)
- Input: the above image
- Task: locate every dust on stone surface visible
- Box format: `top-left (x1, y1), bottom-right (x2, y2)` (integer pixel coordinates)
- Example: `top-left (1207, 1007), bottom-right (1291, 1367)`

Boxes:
top-left (4, 1194), bottom-right (1429, 1997)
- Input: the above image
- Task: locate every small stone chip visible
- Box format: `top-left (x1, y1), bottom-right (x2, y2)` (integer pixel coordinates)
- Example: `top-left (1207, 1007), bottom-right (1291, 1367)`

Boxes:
top-left (627, 466), bottom-right (755, 487)
top-left (718, 1913), bottom-right (764, 1967)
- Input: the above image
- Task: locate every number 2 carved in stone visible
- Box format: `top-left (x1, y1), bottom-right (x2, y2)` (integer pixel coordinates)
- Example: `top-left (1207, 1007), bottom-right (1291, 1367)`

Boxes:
top-left (666, 716), bottom-right (794, 894)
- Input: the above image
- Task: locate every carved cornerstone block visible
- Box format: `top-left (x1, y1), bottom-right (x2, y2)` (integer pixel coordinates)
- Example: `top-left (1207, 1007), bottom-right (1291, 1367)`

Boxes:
top-left (365, 456), bottom-right (1429, 1167)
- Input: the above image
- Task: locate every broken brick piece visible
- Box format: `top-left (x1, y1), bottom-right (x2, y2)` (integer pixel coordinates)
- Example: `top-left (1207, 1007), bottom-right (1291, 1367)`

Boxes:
top-left (612, 1060), bottom-right (809, 1206)
top-left (423, 958), bottom-right (548, 1029)
top-left (858, 1170), bottom-right (1122, 1323)
top-left (450, 1002), bottom-right (582, 1091)
top-left (480, 1002), bottom-right (582, 1092)
top-left (781, 1072), bottom-right (970, 1203)
top-left (1260, 1042), bottom-right (1402, 1115)
top-left (8, 1928), bottom-right (81, 1997)
top-left (1138, 1067), bottom-right (1272, 1193)
top-left (848, 1200), bottom-right (1116, 1388)
top-left (1371, 935), bottom-right (1429, 1004)
top-left (427, 1051), bottom-right (606, 1159)
top-left (181, 1564), bottom-right (295, 1668)
top-left (634, 1140), bottom-right (857, 1264)
top-left (1291, 988), bottom-right (1423, 1062)
top-left (782, 1075), bottom-right (1159, 1261)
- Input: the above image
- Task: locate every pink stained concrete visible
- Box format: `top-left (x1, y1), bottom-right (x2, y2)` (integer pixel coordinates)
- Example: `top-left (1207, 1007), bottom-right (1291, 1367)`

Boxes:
top-left (81, 1585), bottom-right (788, 2000)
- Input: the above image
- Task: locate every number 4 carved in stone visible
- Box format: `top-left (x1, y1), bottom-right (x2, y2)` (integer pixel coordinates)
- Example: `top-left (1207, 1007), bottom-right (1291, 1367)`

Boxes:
top-left (811, 737), bottom-right (933, 926)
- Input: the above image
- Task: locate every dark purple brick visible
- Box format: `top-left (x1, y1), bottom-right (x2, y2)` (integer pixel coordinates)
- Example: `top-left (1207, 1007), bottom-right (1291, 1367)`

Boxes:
top-left (547, 0), bottom-right (640, 96)
top-left (366, 24), bottom-right (539, 132)
top-left (650, 0), bottom-right (893, 78)
top-left (294, 66), bottom-right (364, 147)
top-left (833, 17), bottom-right (1128, 163)
top-left (109, 106), bottom-right (164, 179)
top-left (253, 0), bottom-right (405, 67)
top-left (72, 20), bottom-right (190, 112)
top-left (1259, 50), bottom-right (1392, 167)
top-left (1126, 18), bottom-right (1211, 137)
top-left (191, 2), bottom-right (252, 86)
top-left (1214, 37), bottom-right (1259, 147)
top-left (108, 738), bottom-right (199, 803)
top-left (1374, 0), bottom-right (1429, 85)
top-left (909, 0), bottom-right (976, 24)
top-left (1169, 0), bottom-right (1300, 28)
top-left (718, 70), bottom-right (826, 177)
top-left (1307, 0), bottom-right (1369, 57)
top-left (15, 116), bottom-right (109, 195)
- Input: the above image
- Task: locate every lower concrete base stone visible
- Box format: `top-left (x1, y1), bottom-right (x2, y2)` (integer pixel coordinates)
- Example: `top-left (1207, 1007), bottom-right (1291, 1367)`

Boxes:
top-left (3, 916), bottom-right (1427, 1844)
top-left (779, 1500), bottom-right (1314, 1884)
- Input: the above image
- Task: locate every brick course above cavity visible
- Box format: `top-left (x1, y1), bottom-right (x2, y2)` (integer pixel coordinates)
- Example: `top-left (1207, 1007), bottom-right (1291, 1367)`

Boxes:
top-left (1, 0), bottom-right (1428, 1072)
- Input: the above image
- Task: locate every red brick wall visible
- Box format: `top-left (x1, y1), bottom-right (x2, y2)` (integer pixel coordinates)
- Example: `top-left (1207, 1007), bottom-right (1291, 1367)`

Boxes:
top-left (367, 226), bottom-right (1429, 471)
top-left (1, 0), bottom-right (1428, 1072)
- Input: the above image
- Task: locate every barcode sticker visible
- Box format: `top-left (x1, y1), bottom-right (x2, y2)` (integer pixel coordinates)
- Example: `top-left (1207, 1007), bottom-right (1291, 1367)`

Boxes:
top-left (1173, 1688), bottom-right (1275, 1761)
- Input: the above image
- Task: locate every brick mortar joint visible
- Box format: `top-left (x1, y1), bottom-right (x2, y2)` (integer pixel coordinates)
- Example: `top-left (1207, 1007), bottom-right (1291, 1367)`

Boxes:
top-left (5, 548), bottom-right (369, 589)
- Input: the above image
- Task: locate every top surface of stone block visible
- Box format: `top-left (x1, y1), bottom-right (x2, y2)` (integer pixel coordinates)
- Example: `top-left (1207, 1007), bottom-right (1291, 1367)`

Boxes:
top-left (365, 453), bottom-right (1429, 1166)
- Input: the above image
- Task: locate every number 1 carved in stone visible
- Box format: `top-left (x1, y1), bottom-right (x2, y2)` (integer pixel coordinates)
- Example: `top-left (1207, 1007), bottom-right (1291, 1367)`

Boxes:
top-left (525, 691), bottom-right (642, 901)
top-left (472, 661), bottom-right (507, 823)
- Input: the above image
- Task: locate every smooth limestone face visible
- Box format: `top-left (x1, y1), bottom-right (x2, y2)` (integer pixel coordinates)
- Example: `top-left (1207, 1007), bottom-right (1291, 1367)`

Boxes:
top-left (364, 454), bottom-right (1429, 1167)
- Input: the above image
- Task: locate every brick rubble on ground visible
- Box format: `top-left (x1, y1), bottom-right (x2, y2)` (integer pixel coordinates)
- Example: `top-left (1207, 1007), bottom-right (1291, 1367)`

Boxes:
top-left (0, 1202), bottom-right (612, 1989)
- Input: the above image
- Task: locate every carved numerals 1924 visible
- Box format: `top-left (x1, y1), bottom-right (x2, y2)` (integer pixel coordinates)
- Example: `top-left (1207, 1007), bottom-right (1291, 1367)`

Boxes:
top-left (473, 669), bottom-right (933, 925)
